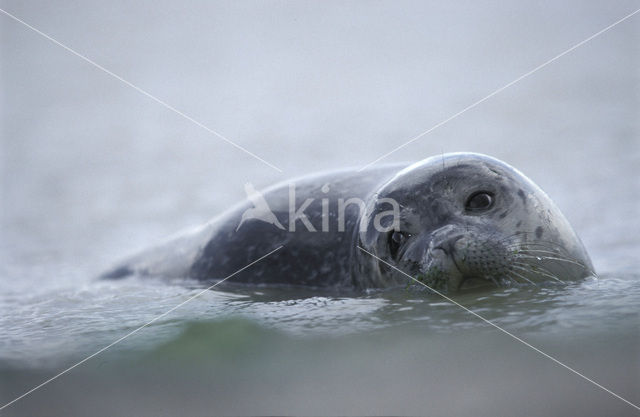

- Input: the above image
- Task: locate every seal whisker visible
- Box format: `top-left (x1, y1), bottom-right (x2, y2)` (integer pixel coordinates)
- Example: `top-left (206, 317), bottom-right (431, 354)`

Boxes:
top-left (500, 270), bottom-right (522, 285)
top-left (511, 240), bottom-right (573, 253)
top-left (502, 273), bottom-right (521, 286)
top-left (515, 249), bottom-right (587, 264)
top-left (506, 243), bottom-right (575, 259)
top-left (512, 261), bottom-right (564, 282)
top-left (532, 264), bottom-right (567, 284)
top-left (503, 234), bottom-right (567, 245)
top-left (508, 268), bottom-right (537, 286)
top-left (515, 248), bottom-right (566, 256)
top-left (511, 262), bottom-right (564, 283)
top-left (515, 254), bottom-right (588, 269)
top-left (516, 249), bottom-right (588, 266)
top-left (517, 250), bottom-right (598, 278)
top-left (505, 241), bottom-right (566, 251)
top-left (513, 248), bottom-right (584, 262)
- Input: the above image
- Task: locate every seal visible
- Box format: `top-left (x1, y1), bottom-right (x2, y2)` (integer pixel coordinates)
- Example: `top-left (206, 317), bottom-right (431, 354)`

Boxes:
top-left (101, 153), bottom-right (595, 292)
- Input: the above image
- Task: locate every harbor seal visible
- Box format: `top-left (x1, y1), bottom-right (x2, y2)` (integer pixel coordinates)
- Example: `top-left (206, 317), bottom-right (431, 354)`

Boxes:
top-left (101, 153), bottom-right (595, 292)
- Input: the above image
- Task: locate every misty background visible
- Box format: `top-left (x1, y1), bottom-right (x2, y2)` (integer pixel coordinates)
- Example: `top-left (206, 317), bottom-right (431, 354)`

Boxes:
top-left (2, 0), bottom-right (638, 277)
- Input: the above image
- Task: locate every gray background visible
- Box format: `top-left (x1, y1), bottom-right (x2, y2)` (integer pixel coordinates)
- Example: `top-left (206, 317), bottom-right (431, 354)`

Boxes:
top-left (2, 0), bottom-right (638, 274)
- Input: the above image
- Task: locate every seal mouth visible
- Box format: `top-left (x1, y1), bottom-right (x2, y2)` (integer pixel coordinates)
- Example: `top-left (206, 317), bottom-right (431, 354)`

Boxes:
top-left (419, 236), bottom-right (503, 293)
top-left (458, 275), bottom-right (495, 291)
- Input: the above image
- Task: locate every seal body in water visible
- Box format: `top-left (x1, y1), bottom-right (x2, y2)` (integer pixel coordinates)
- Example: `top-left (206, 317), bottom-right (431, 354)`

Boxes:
top-left (102, 153), bottom-right (595, 292)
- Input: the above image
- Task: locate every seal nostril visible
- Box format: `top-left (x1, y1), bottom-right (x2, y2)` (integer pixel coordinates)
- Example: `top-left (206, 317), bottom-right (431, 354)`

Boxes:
top-left (431, 235), bottom-right (463, 256)
top-left (450, 235), bottom-right (463, 245)
top-left (431, 247), bottom-right (447, 257)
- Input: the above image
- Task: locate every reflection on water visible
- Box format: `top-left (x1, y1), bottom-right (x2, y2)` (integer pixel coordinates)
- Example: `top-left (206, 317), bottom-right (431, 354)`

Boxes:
top-left (1, 275), bottom-right (639, 416)
top-left (1, 273), bottom-right (638, 362)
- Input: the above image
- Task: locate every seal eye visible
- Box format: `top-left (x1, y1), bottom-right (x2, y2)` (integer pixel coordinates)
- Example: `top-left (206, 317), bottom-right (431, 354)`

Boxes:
top-left (466, 191), bottom-right (494, 212)
top-left (388, 231), bottom-right (410, 259)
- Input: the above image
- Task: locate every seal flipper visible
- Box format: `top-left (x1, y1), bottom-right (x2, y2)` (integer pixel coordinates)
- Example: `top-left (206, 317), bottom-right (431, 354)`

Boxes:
top-left (99, 222), bottom-right (218, 281)
top-left (99, 265), bottom-right (134, 280)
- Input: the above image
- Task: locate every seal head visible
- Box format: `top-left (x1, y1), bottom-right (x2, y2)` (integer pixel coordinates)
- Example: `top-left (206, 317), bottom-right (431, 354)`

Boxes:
top-left (355, 153), bottom-right (594, 292)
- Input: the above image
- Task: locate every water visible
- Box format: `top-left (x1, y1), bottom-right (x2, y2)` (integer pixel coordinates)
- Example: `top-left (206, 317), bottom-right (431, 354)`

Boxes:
top-left (1, 1), bottom-right (639, 415)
